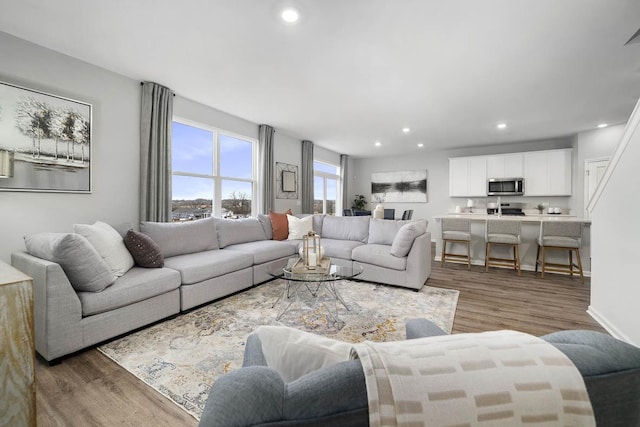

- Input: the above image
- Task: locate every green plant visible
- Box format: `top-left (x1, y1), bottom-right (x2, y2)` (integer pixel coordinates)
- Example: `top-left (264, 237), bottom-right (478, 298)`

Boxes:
top-left (352, 194), bottom-right (367, 210)
top-left (536, 203), bottom-right (545, 212)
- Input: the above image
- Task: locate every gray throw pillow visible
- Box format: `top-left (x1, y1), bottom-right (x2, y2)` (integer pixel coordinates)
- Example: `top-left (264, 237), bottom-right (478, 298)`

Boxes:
top-left (215, 217), bottom-right (268, 248)
top-left (123, 230), bottom-right (164, 268)
top-left (24, 232), bottom-right (116, 292)
top-left (390, 220), bottom-right (427, 257)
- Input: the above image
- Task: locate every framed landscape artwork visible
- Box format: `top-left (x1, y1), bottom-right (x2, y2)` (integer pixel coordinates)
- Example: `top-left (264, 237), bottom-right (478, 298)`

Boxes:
top-left (0, 81), bottom-right (92, 192)
top-left (371, 170), bottom-right (428, 203)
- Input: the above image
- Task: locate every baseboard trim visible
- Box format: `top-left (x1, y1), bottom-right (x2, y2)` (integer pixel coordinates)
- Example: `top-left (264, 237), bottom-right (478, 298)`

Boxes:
top-left (587, 306), bottom-right (637, 346)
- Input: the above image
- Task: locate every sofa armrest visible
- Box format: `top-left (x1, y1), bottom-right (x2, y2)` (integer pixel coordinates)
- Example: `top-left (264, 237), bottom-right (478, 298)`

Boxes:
top-left (243, 333), bottom-right (268, 367)
top-left (405, 231), bottom-right (432, 288)
top-left (405, 318), bottom-right (448, 340)
top-left (11, 251), bottom-right (83, 361)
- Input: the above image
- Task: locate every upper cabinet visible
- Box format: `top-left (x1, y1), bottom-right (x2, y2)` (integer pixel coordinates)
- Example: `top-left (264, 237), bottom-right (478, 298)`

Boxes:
top-left (524, 149), bottom-right (572, 196)
top-left (486, 153), bottom-right (524, 178)
top-left (449, 156), bottom-right (487, 197)
top-left (450, 149), bottom-right (572, 197)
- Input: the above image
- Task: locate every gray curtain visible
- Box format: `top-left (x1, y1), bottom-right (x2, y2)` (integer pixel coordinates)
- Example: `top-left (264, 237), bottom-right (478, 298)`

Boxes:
top-left (301, 140), bottom-right (314, 214)
top-left (340, 154), bottom-right (349, 211)
top-left (140, 82), bottom-right (174, 222)
top-left (259, 124), bottom-right (275, 214)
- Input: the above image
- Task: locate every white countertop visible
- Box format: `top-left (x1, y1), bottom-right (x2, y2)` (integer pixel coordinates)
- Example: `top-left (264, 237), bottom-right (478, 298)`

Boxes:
top-left (435, 213), bottom-right (591, 224)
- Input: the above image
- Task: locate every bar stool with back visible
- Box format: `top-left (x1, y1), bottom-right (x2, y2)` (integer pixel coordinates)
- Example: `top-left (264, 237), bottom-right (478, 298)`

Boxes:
top-left (485, 219), bottom-right (521, 275)
top-left (440, 218), bottom-right (472, 269)
top-left (535, 220), bottom-right (584, 283)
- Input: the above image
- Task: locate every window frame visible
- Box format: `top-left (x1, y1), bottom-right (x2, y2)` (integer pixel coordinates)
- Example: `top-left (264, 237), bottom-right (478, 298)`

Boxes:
top-left (171, 116), bottom-right (258, 218)
top-left (313, 160), bottom-right (341, 215)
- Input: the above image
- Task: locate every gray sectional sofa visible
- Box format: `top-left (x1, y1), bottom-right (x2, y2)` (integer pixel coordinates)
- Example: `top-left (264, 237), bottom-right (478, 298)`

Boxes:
top-left (200, 319), bottom-right (640, 427)
top-left (11, 214), bottom-right (431, 362)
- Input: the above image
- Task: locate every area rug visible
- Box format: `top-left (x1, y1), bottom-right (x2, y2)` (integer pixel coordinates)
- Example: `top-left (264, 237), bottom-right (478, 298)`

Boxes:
top-left (98, 279), bottom-right (458, 419)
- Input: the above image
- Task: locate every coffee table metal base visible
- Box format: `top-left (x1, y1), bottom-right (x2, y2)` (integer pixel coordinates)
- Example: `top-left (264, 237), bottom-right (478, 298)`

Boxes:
top-left (272, 278), bottom-right (349, 322)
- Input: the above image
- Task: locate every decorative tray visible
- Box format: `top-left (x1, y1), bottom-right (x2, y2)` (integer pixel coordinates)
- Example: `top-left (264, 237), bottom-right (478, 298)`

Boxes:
top-left (291, 257), bottom-right (332, 274)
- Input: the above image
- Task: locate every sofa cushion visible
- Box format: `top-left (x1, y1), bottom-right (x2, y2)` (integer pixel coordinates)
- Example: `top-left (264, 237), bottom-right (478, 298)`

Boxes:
top-left (73, 221), bottom-right (135, 276)
top-left (287, 215), bottom-right (314, 240)
top-left (321, 216), bottom-right (369, 243)
top-left (391, 220), bottom-right (427, 257)
top-left (140, 217), bottom-right (218, 258)
top-left (123, 230), bottom-right (164, 268)
top-left (215, 217), bottom-right (267, 248)
top-left (24, 232), bottom-right (116, 292)
top-left (321, 238), bottom-right (364, 260)
top-left (368, 219), bottom-right (408, 245)
top-left (352, 244), bottom-right (407, 271)
top-left (269, 209), bottom-right (293, 241)
top-left (256, 325), bottom-right (352, 383)
top-left (163, 249), bottom-right (253, 285)
top-left (257, 214), bottom-right (273, 240)
top-left (225, 240), bottom-right (298, 265)
top-left (77, 267), bottom-right (181, 316)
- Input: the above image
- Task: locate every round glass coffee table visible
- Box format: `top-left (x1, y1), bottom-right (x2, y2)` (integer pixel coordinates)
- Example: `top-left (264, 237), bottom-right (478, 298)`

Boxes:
top-left (267, 257), bottom-right (364, 322)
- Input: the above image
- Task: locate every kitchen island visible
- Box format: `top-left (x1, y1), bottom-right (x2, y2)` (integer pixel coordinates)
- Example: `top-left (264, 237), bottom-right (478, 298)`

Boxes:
top-left (433, 214), bottom-right (591, 276)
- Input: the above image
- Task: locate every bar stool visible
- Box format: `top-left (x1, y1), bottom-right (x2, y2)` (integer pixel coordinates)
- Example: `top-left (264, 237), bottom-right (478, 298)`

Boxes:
top-left (441, 218), bottom-right (471, 269)
top-left (535, 221), bottom-right (584, 283)
top-left (485, 219), bottom-right (521, 275)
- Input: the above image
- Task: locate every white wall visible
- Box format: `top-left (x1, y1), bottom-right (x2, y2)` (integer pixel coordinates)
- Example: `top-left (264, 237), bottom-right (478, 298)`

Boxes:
top-left (570, 124), bottom-right (626, 216)
top-left (589, 111), bottom-right (640, 346)
top-left (273, 131), bottom-right (302, 213)
top-left (0, 32), bottom-right (140, 263)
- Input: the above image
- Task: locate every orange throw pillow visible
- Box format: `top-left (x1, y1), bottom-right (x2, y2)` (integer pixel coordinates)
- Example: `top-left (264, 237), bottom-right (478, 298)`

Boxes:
top-left (269, 209), bottom-right (293, 241)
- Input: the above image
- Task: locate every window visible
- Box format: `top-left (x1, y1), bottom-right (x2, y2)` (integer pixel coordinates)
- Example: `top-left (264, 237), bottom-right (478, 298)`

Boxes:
top-left (171, 119), bottom-right (256, 221)
top-left (313, 161), bottom-right (339, 215)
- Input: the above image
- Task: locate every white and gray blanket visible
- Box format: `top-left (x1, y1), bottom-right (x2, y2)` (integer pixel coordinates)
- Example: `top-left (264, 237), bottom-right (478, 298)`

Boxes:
top-left (351, 330), bottom-right (595, 427)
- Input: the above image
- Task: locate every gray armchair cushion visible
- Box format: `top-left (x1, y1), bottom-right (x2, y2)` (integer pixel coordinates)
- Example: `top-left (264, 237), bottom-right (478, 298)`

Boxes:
top-left (321, 216), bottom-right (369, 243)
top-left (140, 217), bottom-right (218, 257)
top-left (367, 218), bottom-right (407, 245)
top-left (24, 232), bottom-right (116, 292)
top-left (352, 244), bottom-right (407, 271)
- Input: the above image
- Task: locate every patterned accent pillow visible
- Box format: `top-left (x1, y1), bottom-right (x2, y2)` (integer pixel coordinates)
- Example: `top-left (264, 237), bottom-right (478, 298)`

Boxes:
top-left (269, 209), bottom-right (293, 241)
top-left (123, 230), bottom-right (164, 268)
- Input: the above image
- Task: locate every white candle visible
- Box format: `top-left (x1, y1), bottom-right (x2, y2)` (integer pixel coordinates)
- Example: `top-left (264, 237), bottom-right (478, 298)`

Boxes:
top-left (308, 252), bottom-right (317, 266)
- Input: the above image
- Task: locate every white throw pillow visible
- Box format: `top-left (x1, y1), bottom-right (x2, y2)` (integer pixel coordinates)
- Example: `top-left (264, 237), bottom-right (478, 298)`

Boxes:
top-left (286, 214), bottom-right (314, 240)
top-left (256, 325), bottom-right (352, 383)
top-left (74, 221), bottom-right (135, 276)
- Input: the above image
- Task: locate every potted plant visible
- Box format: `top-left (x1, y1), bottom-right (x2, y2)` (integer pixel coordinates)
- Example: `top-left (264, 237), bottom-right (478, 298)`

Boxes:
top-left (536, 203), bottom-right (545, 214)
top-left (352, 195), bottom-right (367, 211)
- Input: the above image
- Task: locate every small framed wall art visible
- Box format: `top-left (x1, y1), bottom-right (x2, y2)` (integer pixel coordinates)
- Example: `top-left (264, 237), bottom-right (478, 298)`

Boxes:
top-left (276, 162), bottom-right (298, 199)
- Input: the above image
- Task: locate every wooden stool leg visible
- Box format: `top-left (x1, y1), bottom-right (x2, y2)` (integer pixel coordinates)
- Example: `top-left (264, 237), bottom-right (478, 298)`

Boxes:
top-left (441, 240), bottom-right (446, 267)
top-left (515, 244), bottom-right (521, 276)
top-left (535, 245), bottom-right (541, 274)
top-left (485, 242), bottom-right (490, 272)
top-left (541, 246), bottom-right (546, 279)
top-left (467, 241), bottom-right (471, 270)
top-left (569, 250), bottom-right (574, 277)
top-left (575, 248), bottom-right (584, 283)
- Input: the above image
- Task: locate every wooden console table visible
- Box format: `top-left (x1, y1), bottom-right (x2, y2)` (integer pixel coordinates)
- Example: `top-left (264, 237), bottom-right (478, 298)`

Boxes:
top-left (0, 261), bottom-right (36, 427)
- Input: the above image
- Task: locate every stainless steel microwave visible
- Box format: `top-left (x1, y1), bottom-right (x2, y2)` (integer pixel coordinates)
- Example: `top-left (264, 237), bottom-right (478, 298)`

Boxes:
top-left (487, 178), bottom-right (524, 196)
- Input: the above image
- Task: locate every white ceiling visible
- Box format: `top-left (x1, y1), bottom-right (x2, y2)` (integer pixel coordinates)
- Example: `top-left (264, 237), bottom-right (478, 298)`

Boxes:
top-left (1, 0), bottom-right (639, 158)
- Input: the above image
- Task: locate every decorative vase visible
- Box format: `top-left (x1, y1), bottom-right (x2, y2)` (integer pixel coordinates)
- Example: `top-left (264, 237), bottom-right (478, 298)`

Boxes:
top-left (373, 203), bottom-right (384, 219)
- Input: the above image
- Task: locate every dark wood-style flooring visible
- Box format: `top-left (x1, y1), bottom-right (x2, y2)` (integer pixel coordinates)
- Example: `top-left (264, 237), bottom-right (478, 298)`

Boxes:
top-left (35, 249), bottom-right (604, 426)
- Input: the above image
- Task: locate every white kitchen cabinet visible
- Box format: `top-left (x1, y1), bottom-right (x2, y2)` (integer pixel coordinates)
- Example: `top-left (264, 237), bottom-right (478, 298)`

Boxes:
top-left (524, 149), bottom-right (572, 196)
top-left (487, 153), bottom-right (524, 178)
top-left (449, 156), bottom-right (487, 197)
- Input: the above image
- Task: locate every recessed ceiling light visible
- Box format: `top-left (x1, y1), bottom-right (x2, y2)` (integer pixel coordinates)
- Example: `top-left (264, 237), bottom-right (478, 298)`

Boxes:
top-left (374, 141), bottom-right (381, 147)
top-left (402, 127), bottom-right (410, 133)
top-left (281, 8), bottom-right (299, 23)
top-left (597, 123), bottom-right (608, 128)
top-left (497, 123), bottom-right (507, 129)
top-left (417, 143), bottom-right (424, 148)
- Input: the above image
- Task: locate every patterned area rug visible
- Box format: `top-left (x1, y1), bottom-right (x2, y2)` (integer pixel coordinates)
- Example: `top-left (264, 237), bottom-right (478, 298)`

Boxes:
top-left (98, 279), bottom-right (459, 419)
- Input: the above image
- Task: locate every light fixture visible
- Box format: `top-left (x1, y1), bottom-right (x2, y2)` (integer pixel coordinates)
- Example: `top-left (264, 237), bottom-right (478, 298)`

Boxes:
top-left (0, 150), bottom-right (14, 178)
top-left (497, 123), bottom-right (507, 129)
top-left (281, 8), bottom-right (299, 23)
top-left (374, 141), bottom-right (381, 147)
top-left (402, 127), bottom-right (410, 133)
top-left (597, 123), bottom-right (608, 128)
top-left (417, 143), bottom-right (424, 148)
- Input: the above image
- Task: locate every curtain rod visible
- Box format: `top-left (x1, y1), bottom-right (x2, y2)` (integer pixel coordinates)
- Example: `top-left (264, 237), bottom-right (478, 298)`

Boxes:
top-left (140, 81), bottom-right (176, 96)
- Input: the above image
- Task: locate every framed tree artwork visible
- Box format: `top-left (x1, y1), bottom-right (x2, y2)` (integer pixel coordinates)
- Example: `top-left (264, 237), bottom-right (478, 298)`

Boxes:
top-left (0, 80), bottom-right (92, 192)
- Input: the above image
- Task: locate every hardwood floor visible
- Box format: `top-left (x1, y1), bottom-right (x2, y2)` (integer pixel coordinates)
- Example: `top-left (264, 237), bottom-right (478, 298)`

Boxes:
top-left (35, 248), bottom-right (604, 426)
